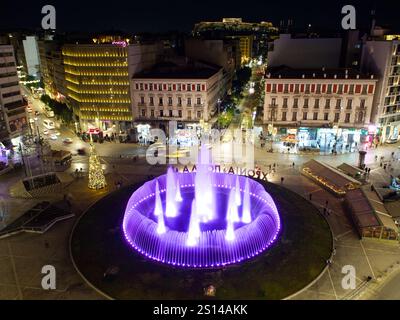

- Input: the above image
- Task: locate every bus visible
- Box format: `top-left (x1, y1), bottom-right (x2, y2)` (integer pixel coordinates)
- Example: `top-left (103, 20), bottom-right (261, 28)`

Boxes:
top-left (43, 119), bottom-right (55, 130)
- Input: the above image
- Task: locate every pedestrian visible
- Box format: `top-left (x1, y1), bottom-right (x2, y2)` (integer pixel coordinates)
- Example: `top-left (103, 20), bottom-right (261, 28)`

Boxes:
top-left (380, 162), bottom-right (383, 168)
top-left (384, 164), bottom-right (387, 170)
top-left (280, 177), bottom-right (284, 184)
top-left (368, 168), bottom-right (371, 174)
top-left (292, 162), bottom-right (295, 168)
top-left (80, 167), bottom-right (83, 177)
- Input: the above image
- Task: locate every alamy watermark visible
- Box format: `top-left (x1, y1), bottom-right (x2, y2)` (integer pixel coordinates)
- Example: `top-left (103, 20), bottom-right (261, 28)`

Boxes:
top-left (41, 5), bottom-right (56, 30)
top-left (145, 121), bottom-right (255, 169)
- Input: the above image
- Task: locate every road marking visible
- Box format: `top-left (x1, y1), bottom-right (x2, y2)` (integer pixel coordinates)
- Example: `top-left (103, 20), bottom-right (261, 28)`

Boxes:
top-left (360, 240), bottom-right (376, 279)
top-left (335, 230), bottom-right (352, 240)
top-left (7, 241), bottom-right (23, 300)
top-left (327, 268), bottom-right (338, 300)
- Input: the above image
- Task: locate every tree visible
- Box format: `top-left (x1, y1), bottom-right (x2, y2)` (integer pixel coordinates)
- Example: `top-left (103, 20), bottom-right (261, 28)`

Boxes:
top-left (88, 143), bottom-right (107, 190)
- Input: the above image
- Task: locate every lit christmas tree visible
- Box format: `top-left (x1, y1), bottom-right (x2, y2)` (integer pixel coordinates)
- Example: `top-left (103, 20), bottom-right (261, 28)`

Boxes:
top-left (88, 140), bottom-right (106, 190)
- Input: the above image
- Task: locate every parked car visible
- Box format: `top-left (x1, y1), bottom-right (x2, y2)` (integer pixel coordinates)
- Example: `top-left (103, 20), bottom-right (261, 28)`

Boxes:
top-left (63, 138), bottom-right (73, 144)
top-left (386, 138), bottom-right (398, 144)
top-left (50, 134), bottom-right (58, 140)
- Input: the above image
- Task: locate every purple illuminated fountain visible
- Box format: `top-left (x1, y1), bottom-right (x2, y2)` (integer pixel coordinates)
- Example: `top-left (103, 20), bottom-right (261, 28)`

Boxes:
top-left (122, 148), bottom-right (281, 268)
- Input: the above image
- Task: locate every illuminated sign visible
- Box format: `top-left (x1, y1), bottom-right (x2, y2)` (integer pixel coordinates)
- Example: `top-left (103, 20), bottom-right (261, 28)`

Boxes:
top-left (112, 41), bottom-right (127, 48)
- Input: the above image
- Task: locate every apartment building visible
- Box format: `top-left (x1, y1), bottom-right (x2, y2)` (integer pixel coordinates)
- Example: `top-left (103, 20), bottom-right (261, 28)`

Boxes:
top-left (361, 39), bottom-right (400, 142)
top-left (131, 59), bottom-right (224, 132)
top-left (0, 45), bottom-right (28, 145)
top-left (263, 66), bottom-right (377, 149)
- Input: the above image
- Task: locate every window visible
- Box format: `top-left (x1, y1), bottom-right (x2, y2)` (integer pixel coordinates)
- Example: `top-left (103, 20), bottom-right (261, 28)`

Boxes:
top-left (360, 99), bottom-right (365, 109)
top-left (284, 84), bottom-right (289, 93)
top-left (314, 99), bottom-right (320, 108)
top-left (336, 99), bottom-right (341, 109)
top-left (345, 113), bottom-right (350, 123)
top-left (304, 98), bottom-right (309, 108)
top-left (135, 83), bottom-right (139, 90)
top-left (349, 84), bottom-right (354, 94)
top-left (316, 84), bottom-right (321, 94)
top-left (324, 113), bottom-right (329, 121)
top-left (325, 99), bottom-right (330, 109)
top-left (196, 84), bottom-right (201, 91)
top-left (158, 84), bottom-right (162, 91)
top-left (151, 110), bottom-right (154, 117)
top-left (2, 91), bottom-right (20, 98)
top-left (337, 84), bottom-right (343, 94)
top-left (196, 97), bottom-right (201, 105)
top-left (149, 96), bottom-right (154, 106)
top-left (187, 84), bottom-right (191, 91)
top-left (272, 84), bottom-right (277, 93)
top-left (305, 84), bottom-right (310, 94)
top-left (159, 97), bottom-right (163, 106)
top-left (313, 112), bottom-right (318, 120)
top-left (294, 84), bottom-right (299, 93)
top-left (141, 109), bottom-right (145, 117)
top-left (357, 111), bottom-right (364, 123)
top-left (139, 83), bottom-right (143, 90)
top-left (169, 110), bottom-right (173, 117)
top-left (347, 99), bottom-right (353, 109)
top-left (283, 98), bottom-right (288, 107)
top-left (188, 110), bottom-right (192, 119)
top-left (362, 85), bottom-right (368, 94)
top-left (292, 112), bottom-right (297, 121)
top-left (178, 110), bottom-right (182, 117)
top-left (168, 97), bottom-right (172, 106)
top-left (282, 112), bottom-right (287, 121)
top-left (327, 84), bottom-right (332, 94)
top-left (197, 111), bottom-right (201, 118)
top-left (160, 110), bottom-right (164, 117)
top-left (149, 84), bottom-right (153, 91)
top-left (187, 98), bottom-right (192, 106)
top-left (271, 98), bottom-right (276, 106)
top-left (177, 84), bottom-right (181, 91)
top-left (293, 98), bottom-right (298, 108)
top-left (334, 113), bottom-right (340, 122)
top-left (168, 84), bottom-right (172, 91)
top-left (303, 112), bottom-right (307, 120)
top-left (177, 97), bottom-right (182, 106)
top-left (140, 96), bottom-right (145, 104)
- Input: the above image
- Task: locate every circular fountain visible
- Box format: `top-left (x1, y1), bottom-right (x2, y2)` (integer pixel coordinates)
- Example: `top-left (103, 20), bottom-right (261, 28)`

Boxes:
top-left (122, 166), bottom-right (281, 268)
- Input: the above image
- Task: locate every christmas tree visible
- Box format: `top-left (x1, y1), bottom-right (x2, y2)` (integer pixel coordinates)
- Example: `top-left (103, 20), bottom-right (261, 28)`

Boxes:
top-left (88, 141), bottom-right (106, 190)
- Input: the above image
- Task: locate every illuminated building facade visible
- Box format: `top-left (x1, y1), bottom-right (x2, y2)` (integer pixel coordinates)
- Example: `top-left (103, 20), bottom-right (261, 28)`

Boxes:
top-left (62, 43), bottom-right (132, 132)
top-left (0, 45), bottom-right (28, 145)
top-left (263, 67), bottom-right (377, 150)
top-left (361, 39), bottom-right (400, 142)
top-left (131, 59), bottom-right (224, 131)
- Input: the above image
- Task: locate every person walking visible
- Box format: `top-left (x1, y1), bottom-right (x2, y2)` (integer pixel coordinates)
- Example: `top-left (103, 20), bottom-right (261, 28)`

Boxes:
top-left (280, 177), bottom-right (284, 184)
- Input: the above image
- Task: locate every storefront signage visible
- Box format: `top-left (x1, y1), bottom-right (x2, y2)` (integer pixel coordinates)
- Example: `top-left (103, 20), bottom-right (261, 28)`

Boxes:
top-left (174, 165), bottom-right (269, 181)
top-left (112, 40), bottom-right (127, 47)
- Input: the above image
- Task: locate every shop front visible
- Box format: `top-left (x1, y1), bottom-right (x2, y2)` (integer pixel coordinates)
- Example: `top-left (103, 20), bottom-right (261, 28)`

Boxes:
top-left (279, 127), bottom-right (368, 153)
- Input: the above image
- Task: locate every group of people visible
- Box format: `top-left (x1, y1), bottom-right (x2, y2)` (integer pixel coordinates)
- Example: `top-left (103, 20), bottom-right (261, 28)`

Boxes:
top-left (74, 168), bottom-right (84, 178)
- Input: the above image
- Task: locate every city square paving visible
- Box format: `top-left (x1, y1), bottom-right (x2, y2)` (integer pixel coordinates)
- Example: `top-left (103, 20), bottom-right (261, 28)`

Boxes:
top-left (0, 141), bottom-right (399, 299)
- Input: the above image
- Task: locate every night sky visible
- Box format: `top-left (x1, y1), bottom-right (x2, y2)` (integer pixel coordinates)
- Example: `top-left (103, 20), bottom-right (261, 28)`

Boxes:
top-left (1, 0), bottom-right (398, 33)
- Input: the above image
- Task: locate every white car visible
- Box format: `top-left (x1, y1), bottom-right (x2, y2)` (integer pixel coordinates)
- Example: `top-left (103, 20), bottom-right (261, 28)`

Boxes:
top-left (43, 130), bottom-right (49, 135)
top-left (63, 138), bottom-right (73, 144)
top-left (386, 138), bottom-right (398, 144)
top-left (50, 134), bottom-right (58, 140)
top-left (53, 131), bottom-right (61, 136)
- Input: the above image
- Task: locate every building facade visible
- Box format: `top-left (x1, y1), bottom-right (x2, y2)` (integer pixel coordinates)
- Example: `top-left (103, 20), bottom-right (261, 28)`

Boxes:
top-left (361, 39), bottom-right (400, 142)
top-left (0, 45), bottom-right (28, 145)
top-left (62, 43), bottom-right (132, 133)
top-left (22, 36), bottom-right (41, 77)
top-left (263, 67), bottom-right (377, 150)
top-left (131, 60), bottom-right (224, 137)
